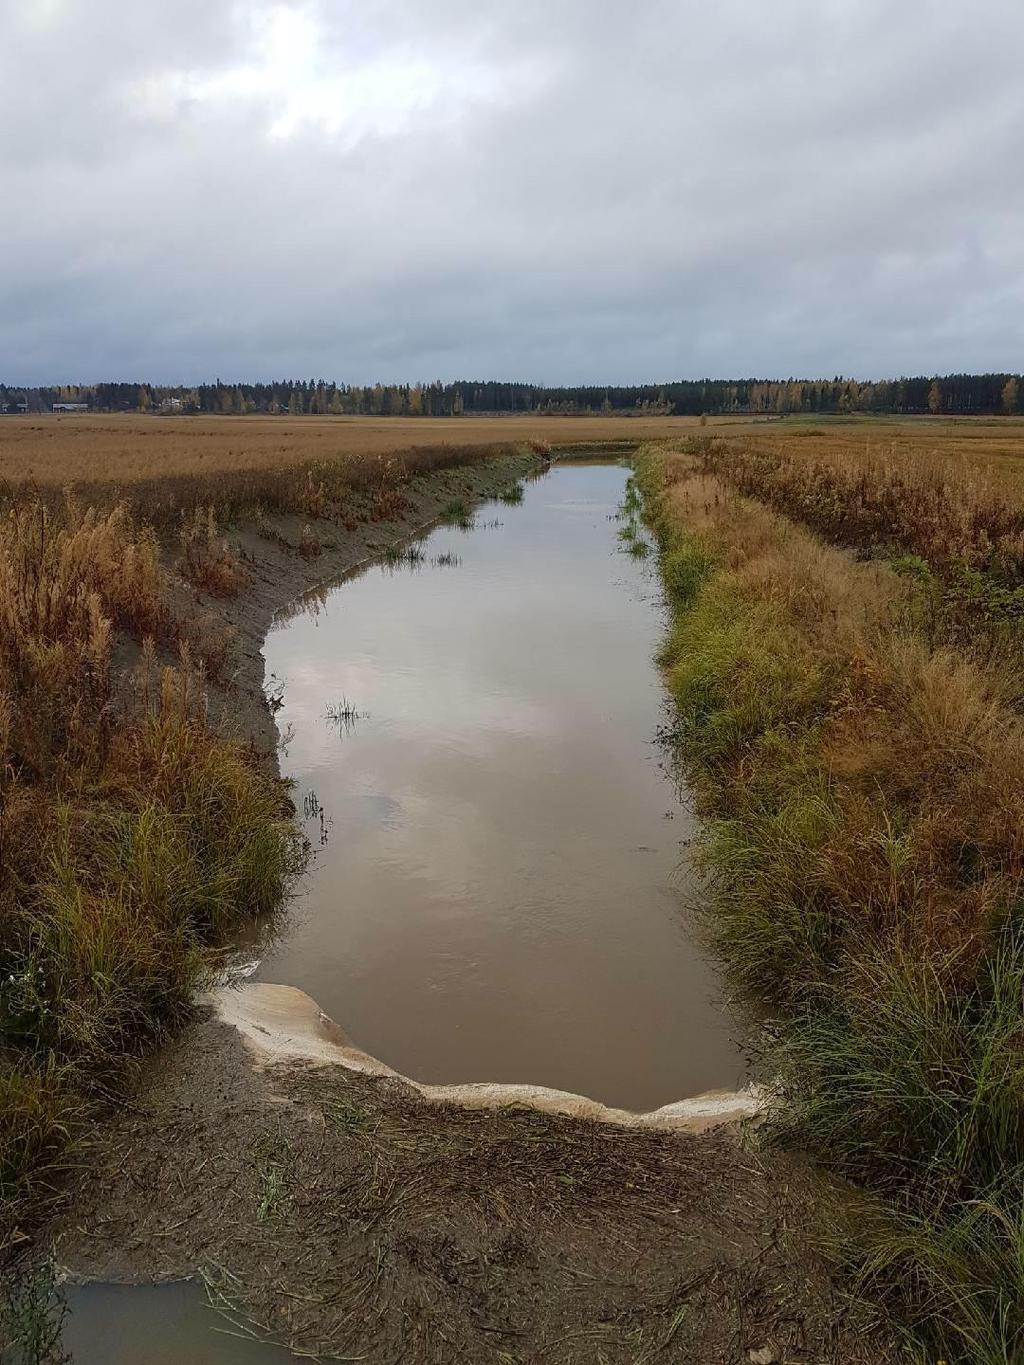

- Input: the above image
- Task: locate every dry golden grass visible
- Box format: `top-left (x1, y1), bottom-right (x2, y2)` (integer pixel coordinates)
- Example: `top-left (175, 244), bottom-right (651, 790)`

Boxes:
top-left (730, 415), bottom-right (1024, 489)
top-left (0, 494), bottom-right (301, 1241)
top-left (690, 425), bottom-right (1024, 622)
top-left (3, 415), bottom-right (694, 528)
top-left (0, 413), bottom-right (715, 487)
top-left (0, 433), bottom-right (518, 529)
top-left (7, 413), bottom-right (1024, 520)
top-left (638, 443), bottom-right (1024, 1360)
top-left (178, 506), bottom-right (248, 597)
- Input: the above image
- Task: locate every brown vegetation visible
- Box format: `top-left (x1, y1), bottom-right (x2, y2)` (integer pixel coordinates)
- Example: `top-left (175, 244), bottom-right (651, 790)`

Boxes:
top-left (723, 416), bottom-right (1024, 478)
top-left (696, 431), bottom-right (1024, 582)
top-left (0, 492), bottom-right (302, 1243)
top-left (0, 413), bottom-right (696, 513)
top-left (6, 413), bottom-right (1024, 486)
top-left (637, 436), bottom-right (1024, 1362)
top-left (178, 506), bottom-right (248, 596)
top-left (0, 434), bottom-right (543, 1249)
top-left (0, 427), bottom-right (547, 528)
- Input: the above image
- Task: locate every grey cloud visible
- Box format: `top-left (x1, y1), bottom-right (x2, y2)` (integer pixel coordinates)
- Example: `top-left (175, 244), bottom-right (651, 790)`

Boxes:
top-left (1, 0), bottom-right (1022, 383)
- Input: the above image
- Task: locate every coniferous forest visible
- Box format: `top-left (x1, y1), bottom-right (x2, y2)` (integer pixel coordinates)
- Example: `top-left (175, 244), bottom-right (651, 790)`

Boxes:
top-left (3, 373), bottom-right (1021, 417)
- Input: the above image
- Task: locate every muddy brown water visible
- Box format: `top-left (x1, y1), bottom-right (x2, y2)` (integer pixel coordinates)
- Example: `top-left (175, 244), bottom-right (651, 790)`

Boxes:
top-left (59, 462), bottom-right (744, 1361)
top-left (256, 460), bottom-right (741, 1110)
top-left (61, 1282), bottom-right (295, 1363)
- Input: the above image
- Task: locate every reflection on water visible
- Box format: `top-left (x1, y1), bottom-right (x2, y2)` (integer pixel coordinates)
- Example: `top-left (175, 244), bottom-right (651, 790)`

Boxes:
top-left (63, 1282), bottom-right (293, 1364)
top-left (259, 463), bottom-right (742, 1111)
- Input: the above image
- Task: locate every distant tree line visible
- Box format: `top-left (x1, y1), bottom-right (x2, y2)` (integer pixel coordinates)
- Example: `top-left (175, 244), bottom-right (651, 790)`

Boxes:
top-left (2, 374), bottom-right (1022, 417)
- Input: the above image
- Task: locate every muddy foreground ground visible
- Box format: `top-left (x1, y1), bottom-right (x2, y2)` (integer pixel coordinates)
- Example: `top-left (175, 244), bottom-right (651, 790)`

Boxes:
top-left (44, 449), bottom-right (899, 1363)
top-left (49, 1007), bottom-right (897, 1364)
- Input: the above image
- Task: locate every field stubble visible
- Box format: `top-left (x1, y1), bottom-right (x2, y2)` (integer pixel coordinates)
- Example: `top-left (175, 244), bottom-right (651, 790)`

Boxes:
top-left (0, 413), bottom-right (702, 512)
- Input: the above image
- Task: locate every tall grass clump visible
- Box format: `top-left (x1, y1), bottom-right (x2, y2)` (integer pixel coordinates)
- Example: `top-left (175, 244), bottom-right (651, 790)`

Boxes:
top-left (0, 499), bottom-right (303, 1247)
top-left (636, 443), bottom-right (1024, 1362)
top-left (441, 498), bottom-right (473, 530)
top-left (774, 933), bottom-right (1024, 1362)
top-left (179, 506), bottom-right (247, 596)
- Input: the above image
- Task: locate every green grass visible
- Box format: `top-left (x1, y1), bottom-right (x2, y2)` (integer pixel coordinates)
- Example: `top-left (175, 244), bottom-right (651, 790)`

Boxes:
top-left (382, 543), bottom-right (426, 569)
top-left (0, 1260), bottom-right (68, 1364)
top-left (441, 498), bottom-right (473, 529)
top-left (324, 1096), bottom-right (368, 1133)
top-left (635, 445), bottom-right (1024, 1363)
top-left (772, 931), bottom-right (1024, 1363)
top-left (253, 1134), bottom-right (294, 1222)
top-left (616, 482), bottom-right (654, 558)
top-left (1, 646), bottom-right (303, 1243)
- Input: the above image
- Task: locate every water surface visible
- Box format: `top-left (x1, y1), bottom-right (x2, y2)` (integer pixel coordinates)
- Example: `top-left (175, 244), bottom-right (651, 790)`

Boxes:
top-left (258, 463), bottom-right (741, 1111)
top-left (63, 1282), bottom-right (293, 1364)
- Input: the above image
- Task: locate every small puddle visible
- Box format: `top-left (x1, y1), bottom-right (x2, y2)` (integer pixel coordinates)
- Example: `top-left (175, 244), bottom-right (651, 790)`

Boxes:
top-left (62, 1281), bottom-right (293, 1363)
top-left (257, 461), bottom-right (742, 1111)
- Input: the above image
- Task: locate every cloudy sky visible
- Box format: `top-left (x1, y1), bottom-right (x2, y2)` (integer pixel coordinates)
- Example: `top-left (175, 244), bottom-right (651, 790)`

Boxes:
top-left (2, 0), bottom-right (1022, 385)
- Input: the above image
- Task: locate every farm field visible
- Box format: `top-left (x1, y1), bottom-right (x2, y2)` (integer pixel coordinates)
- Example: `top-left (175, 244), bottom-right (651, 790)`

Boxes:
top-left (722, 414), bottom-right (1024, 488)
top-left (6, 410), bottom-right (1024, 488)
top-left (0, 432), bottom-right (903, 1365)
top-left (0, 412), bottom-right (702, 486)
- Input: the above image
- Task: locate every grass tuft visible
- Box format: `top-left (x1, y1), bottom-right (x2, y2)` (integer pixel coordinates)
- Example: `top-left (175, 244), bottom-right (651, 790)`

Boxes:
top-left (0, 1259), bottom-right (68, 1364)
top-left (179, 506), bottom-right (247, 596)
top-left (441, 498), bottom-right (473, 530)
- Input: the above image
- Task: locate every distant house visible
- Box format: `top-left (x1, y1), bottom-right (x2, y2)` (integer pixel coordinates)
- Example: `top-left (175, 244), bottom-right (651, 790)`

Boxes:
top-left (53, 402), bottom-right (89, 412)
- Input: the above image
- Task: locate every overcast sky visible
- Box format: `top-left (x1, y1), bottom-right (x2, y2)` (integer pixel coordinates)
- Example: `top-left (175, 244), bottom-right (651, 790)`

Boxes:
top-left (2, 0), bottom-right (1022, 385)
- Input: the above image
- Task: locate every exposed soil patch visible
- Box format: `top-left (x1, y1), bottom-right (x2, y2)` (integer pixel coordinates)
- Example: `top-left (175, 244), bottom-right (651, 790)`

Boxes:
top-left (50, 1008), bottom-right (896, 1364)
